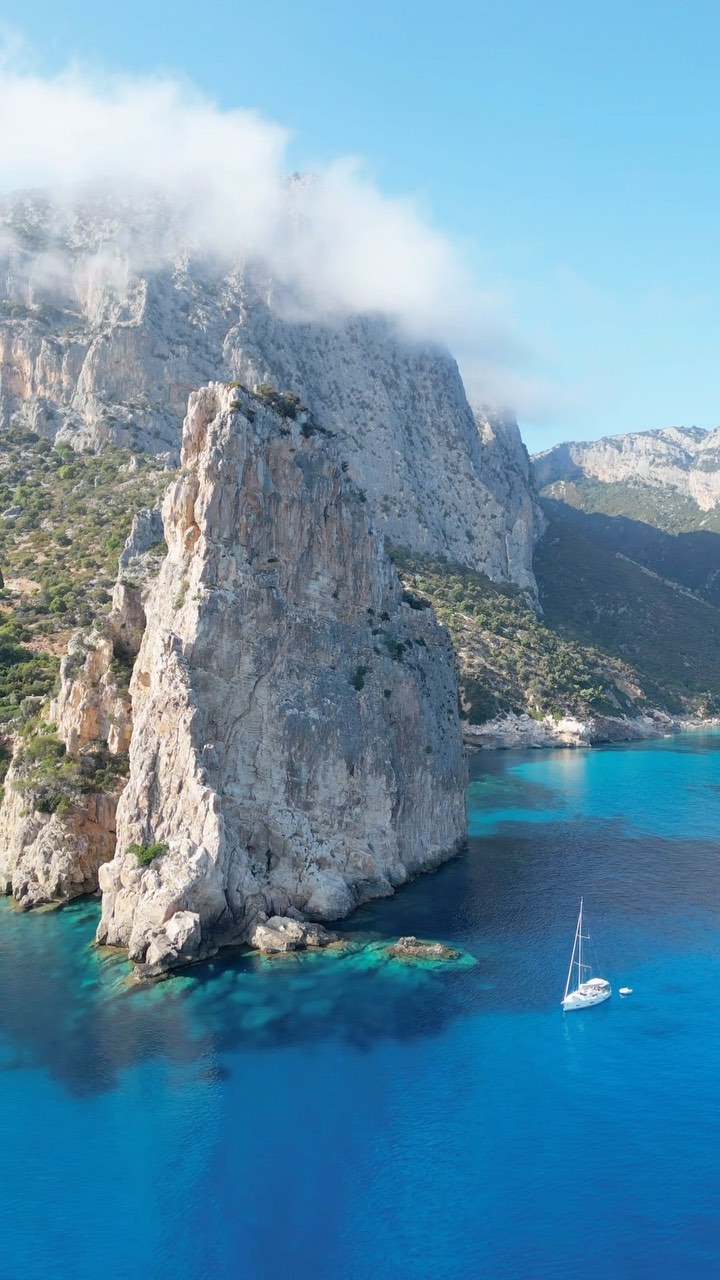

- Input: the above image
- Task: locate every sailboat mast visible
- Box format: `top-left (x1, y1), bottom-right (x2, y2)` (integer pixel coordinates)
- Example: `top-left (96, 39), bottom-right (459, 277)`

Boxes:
top-left (577, 897), bottom-right (583, 985)
top-left (563, 902), bottom-right (582, 1000)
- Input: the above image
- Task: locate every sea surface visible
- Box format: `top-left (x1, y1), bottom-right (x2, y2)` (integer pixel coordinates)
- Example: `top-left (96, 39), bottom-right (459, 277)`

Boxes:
top-left (3, 732), bottom-right (720, 1279)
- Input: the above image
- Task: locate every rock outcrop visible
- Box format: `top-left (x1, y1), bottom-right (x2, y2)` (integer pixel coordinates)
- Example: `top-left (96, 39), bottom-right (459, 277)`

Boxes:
top-left (386, 936), bottom-right (460, 961)
top-left (248, 916), bottom-right (340, 955)
top-left (0, 195), bottom-right (541, 591)
top-left (117, 506), bottom-right (164, 570)
top-left (97, 382), bottom-right (467, 969)
top-left (0, 784), bottom-right (118, 909)
top-left (0, 615), bottom-right (131, 907)
top-left (463, 710), bottom-right (679, 751)
top-left (0, 508), bottom-right (162, 908)
top-left (534, 426), bottom-right (720, 512)
top-left (50, 631), bottom-right (132, 758)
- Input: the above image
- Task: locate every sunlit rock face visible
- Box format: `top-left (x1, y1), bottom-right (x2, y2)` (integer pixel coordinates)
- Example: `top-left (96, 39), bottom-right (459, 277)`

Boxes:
top-left (0, 630), bottom-right (125, 909)
top-left (533, 426), bottom-right (720, 512)
top-left (0, 508), bottom-right (161, 909)
top-left (0, 785), bottom-right (118, 910)
top-left (0, 194), bottom-right (540, 591)
top-left (97, 383), bottom-right (468, 970)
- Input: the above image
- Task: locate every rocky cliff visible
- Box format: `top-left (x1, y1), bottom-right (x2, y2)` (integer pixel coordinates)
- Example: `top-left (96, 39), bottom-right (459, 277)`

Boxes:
top-left (96, 383), bottom-right (467, 971)
top-left (526, 420), bottom-right (720, 721)
top-left (0, 194), bottom-right (540, 591)
top-left (0, 633), bottom-right (126, 908)
top-left (463, 709), bottom-right (681, 750)
top-left (534, 426), bottom-right (720, 512)
top-left (0, 508), bottom-right (161, 907)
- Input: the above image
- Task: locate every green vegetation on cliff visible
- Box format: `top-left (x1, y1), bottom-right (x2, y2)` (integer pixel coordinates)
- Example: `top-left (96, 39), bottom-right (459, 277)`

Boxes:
top-left (12, 719), bottom-right (129, 816)
top-left (392, 550), bottom-right (644, 723)
top-left (0, 425), bottom-right (170, 730)
top-left (540, 476), bottom-right (720, 535)
top-left (532, 466), bottom-right (720, 714)
top-left (0, 618), bottom-right (59, 726)
top-left (128, 841), bottom-right (168, 866)
top-left (541, 496), bottom-right (720, 608)
top-left (535, 519), bottom-right (720, 715)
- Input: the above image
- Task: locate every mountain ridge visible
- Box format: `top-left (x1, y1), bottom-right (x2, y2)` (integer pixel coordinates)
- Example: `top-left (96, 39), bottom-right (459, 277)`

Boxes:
top-left (2, 192), bottom-right (720, 964)
top-left (534, 423), bottom-right (720, 511)
top-left (0, 193), bottom-right (541, 592)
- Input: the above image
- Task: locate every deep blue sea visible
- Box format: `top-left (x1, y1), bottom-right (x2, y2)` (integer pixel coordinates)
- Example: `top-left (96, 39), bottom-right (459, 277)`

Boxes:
top-left (3, 732), bottom-right (720, 1279)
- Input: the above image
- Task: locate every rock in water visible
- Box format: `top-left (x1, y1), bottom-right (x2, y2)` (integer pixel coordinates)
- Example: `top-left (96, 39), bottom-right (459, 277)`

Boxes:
top-left (386, 936), bottom-right (461, 961)
top-left (97, 383), bottom-right (468, 969)
top-left (249, 917), bottom-right (340, 954)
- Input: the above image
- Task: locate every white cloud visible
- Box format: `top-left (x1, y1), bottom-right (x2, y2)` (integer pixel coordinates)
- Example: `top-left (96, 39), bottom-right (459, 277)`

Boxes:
top-left (0, 53), bottom-right (560, 416)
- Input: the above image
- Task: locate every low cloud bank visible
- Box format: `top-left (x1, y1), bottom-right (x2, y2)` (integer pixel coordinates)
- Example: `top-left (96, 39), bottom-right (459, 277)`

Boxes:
top-left (0, 57), bottom-right (555, 416)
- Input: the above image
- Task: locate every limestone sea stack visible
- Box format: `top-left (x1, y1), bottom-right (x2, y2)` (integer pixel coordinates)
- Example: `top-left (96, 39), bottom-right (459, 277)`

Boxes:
top-left (97, 383), bottom-right (467, 971)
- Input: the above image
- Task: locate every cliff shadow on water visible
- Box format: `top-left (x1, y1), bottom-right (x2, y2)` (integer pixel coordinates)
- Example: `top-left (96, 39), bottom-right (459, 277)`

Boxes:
top-left (0, 861), bottom-right (484, 1096)
top-left (4, 734), bottom-right (720, 1095)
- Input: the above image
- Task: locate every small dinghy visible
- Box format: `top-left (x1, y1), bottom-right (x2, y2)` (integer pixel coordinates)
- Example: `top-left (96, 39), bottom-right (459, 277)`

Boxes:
top-left (619, 987), bottom-right (633, 997)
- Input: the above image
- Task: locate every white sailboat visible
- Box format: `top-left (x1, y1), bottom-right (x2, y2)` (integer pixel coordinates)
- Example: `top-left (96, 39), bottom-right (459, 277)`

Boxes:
top-left (561, 898), bottom-right (611, 1011)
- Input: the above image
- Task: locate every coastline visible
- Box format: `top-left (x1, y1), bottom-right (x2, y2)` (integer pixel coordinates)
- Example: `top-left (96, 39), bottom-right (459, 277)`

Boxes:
top-left (463, 710), bottom-right (720, 751)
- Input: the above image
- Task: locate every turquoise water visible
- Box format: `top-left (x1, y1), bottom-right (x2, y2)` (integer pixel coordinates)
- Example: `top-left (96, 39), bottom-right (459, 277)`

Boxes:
top-left (3, 733), bottom-right (720, 1278)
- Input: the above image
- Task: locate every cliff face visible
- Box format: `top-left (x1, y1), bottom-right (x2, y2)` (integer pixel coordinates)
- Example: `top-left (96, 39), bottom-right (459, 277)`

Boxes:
top-left (0, 629), bottom-right (126, 908)
top-left (222, 300), bottom-right (541, 591)
top-left (0, 195), bottom-right (540, 591)
top-left (0, 783), bottom-right (118, 909)
top-left (97, 383), bottom-right (467, 971)
top-left (464, 710), bottom-right (678, 751)
top-left (533, 426), bottom-right (720, 512)
top-left (529, 424), bottom-right (720, 717)
top-left (0, 509), bottom-right (160, 908)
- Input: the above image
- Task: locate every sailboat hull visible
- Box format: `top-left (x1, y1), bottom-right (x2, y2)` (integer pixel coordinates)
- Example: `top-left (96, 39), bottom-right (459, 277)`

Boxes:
top-left (561, 900), bottom-right (611, 1012)
top-left (562, 987), bottom-right (611, 1012)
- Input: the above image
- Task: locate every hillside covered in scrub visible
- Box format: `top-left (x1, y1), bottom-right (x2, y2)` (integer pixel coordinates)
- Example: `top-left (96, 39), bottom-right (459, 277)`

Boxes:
top-left (396, 537), bottom-right (720, 733)
top-left (0, 423), bottom-right (169, 743)
top-left (3, 414), bottom-right (720, 765)
top-left (1, 193), bottom-right (719, 874)
top-left (394, 552), bottom-right (650, 725)
top-left (534, 521), bottom-right (720, 715)
top-left (525, 423), bottom-right (720, 722)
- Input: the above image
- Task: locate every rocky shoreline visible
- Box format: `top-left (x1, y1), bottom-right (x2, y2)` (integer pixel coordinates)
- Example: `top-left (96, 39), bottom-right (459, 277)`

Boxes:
top-left (463, 710), bottom-right (720, 751)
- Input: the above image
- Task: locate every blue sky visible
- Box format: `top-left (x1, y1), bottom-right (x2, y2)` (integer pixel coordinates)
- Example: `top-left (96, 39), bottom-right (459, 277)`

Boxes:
top-left (2, 0), bottom-right (719, 451)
